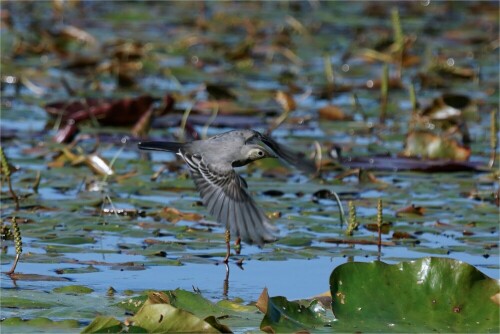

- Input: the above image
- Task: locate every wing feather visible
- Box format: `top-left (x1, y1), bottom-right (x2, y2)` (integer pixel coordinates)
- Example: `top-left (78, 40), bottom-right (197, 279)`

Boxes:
top-left (181, 151), bottom-right (277, 245)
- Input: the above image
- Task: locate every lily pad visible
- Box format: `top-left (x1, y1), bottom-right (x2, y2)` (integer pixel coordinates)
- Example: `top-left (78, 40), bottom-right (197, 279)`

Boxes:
top-left (1, 297), bottom-right (61, 309)
top-left (330, 257), bottom-right (500, 332)
top-left (129, 304), bottom-right (220, 333)
top-left (81, 316), bottom-right (124, 333)
top-left (53, 285), bottom-right (94, 294)
top-left (1, 317), bottom-right (79, 330)
top-left (257, 288), bottom-right (331, 332)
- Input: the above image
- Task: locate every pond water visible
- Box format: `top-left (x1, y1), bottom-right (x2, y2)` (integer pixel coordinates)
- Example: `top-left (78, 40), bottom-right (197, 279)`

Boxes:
top-left (1, 1), bottom-right (498, 332)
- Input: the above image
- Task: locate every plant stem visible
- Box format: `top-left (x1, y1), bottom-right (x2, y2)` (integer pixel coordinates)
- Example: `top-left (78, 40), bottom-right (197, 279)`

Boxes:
top-left (380, 64), bottom-right (389, 124)
top-left (1, 146), bottom-right (19, 210)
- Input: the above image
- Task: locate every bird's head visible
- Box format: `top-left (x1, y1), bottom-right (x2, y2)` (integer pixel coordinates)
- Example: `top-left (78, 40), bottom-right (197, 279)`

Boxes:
top-left (245, 144), bottom-right (276, 161)
top-left (232, 144), bottom-right (276, 167)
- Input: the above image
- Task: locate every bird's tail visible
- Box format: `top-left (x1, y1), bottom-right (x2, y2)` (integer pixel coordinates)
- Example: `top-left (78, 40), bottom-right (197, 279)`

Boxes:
top-left (138, 141), bottom-right (184, 152)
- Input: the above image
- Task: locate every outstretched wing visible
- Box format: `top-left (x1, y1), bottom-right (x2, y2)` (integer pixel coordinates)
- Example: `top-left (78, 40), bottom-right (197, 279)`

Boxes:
top-left (182, 151), bottom-right (277, 245)
top-left (251, 131), bottom-right (317, 173)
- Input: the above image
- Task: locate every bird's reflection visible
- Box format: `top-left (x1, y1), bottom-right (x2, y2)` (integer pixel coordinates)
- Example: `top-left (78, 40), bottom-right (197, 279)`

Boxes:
top-left (221, 260), bottom-right (245, 299)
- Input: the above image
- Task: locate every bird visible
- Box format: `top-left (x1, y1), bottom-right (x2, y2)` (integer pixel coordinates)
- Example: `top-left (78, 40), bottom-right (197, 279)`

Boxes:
top-left (138, 129), bottom-right (315, 262)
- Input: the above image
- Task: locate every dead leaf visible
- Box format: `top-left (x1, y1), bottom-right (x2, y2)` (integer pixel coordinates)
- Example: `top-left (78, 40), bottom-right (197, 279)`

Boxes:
top-left (275, 91), bottom-right (296, 112)
top-left (255, 287), bottom-right (269, 314)
top-left (131, 106), bottom-right (154, 137)
top-left (318, 105), bottom-right (349, 121)
top-left (395, 204), bottom-right (426, 217)
top-left (84, 154), bottom-right (114, 176)
top-left (147, 291), bottom-right (171, 305)
top-left (392, 231), bottom-right (417, 239)
top-left (158, 207), bottom-right (203, 223)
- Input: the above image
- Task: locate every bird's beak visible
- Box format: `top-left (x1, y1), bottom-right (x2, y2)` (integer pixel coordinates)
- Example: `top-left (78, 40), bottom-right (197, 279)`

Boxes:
top-left (262, 147), bottom-right (277, 158)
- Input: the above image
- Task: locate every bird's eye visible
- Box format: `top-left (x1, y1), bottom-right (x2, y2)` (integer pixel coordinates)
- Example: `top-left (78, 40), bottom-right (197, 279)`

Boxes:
top-left (258, 150), bottom-right (264, 156)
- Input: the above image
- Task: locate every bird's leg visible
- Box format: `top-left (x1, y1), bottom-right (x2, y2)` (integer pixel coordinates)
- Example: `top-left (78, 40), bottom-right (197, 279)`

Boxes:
top-left (223, 229), bottom-right (231, 263)
top-left (234, 237), bottom-right (241, 255)
top-left (223, 263), bottom-right (229, 298)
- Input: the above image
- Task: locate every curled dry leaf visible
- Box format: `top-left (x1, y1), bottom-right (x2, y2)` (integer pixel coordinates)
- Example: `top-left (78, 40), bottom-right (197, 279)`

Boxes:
top-left (256, 287), bottom-right (269, 314)
top-left (49, 148), bottom-right (114, 176)
top-left (83, 154), bottom-right (114, 176)
top-left (275, 91), bottom-right (296, 112)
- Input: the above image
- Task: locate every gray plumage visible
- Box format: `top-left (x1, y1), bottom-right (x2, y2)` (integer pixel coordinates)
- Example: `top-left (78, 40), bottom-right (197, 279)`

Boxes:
top-left (138, 129), bottom-right (315, 246)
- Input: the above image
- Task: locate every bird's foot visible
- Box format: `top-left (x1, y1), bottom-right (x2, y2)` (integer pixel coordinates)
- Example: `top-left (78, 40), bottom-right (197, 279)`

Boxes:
top-left (224, 229), bottom-right (231, 263)
top-left (234, 237), bottom-right (241, 255)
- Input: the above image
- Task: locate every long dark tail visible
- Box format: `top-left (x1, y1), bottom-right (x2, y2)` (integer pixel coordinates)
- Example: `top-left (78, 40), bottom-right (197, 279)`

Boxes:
top-left (138, 141), bottom-right (184, 152)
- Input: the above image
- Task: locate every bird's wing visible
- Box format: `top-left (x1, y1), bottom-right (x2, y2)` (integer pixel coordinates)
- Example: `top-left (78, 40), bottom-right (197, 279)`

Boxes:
top-left (182, 152), bottom-right (277, 245)
top-left (251, 132), bottom-right (317, 173)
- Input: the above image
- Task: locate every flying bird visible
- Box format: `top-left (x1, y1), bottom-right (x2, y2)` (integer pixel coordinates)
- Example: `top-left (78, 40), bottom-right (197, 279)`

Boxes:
top-left (138, 129), bottom-right (315, 262)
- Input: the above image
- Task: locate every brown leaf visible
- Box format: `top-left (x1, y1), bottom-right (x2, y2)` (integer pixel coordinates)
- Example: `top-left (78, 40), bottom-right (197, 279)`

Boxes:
top-left (131, 106), bottom-right (154, 137)
top-left (364, 223), bottom-right (392, 234)
top-left (392, 231), bottom-right (417, 239)
top-left (395, 204), bottom-right (426, 217)
top-left (318, 105), bottom-right (348, 121)
top-left (147, 291), bottom-right (171, 305)
top-left (45, 95), bottom-right (157, 127)
top-left (275, 91), bottom-right (296, 112)
top-left (158, 207), bottom-right (203, 223)
top-left (255, 287), bottom-right (269, 314)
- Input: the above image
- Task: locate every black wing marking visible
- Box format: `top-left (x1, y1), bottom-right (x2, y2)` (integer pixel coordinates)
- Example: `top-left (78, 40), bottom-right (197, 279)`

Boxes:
top-left (251, 132), bottom-right (317, 173)
top-left (182, 152), bottom-right (277, 245)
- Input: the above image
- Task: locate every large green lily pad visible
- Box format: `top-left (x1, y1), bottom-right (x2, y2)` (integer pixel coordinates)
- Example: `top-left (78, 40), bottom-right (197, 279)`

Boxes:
top-left (330, 257), bottom-right (500, 332)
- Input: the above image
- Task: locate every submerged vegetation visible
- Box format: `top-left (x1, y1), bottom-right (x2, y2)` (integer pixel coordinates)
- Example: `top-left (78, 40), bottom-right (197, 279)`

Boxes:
top-left (1, 1), bottom-right (498, 332)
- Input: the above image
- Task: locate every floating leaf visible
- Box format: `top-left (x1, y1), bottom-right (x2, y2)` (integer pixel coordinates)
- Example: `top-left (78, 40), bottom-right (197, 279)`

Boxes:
top-left (318, 105), bottom-right (350, 121)
top-left (2, 317), bottom-right (79, 329)
top-left (81, 316), bottom-right (124, 333)
top-left (53, 285), bottom-right (94, 294)
top-left (7, 273), bottom-right (72, 282)
top-left (2, 297), bottom-right (61, 309)
top-left (158, 207), bottom-right (203, 223)
top-left (128, 304), bottom-right (220, 333)
top-left (395, 204), bottom-right (426, 217)
top-left (257, 288), bottom-right (330, 333)
top-left (330, 257), bottom-right (500, 332)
